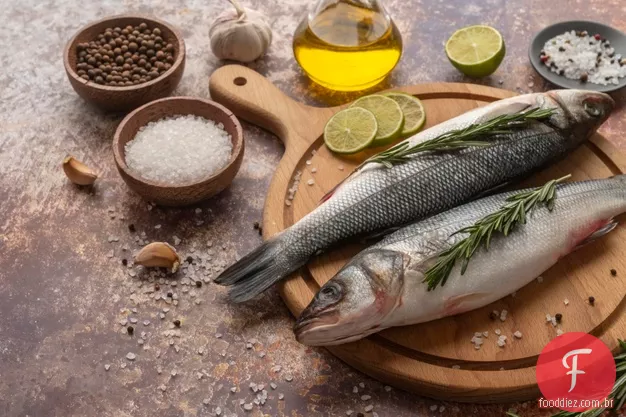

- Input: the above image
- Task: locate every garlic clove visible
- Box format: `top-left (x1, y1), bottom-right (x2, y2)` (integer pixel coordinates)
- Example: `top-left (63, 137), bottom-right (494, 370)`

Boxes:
top-left (62, 155), bottom-right (98, 185)
top-left (135, 242), bottom-right (180, 273)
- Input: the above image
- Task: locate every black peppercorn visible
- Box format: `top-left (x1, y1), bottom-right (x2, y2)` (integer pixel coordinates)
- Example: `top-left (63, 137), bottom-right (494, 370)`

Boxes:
top-left (122, 258), bottom-right (128, 266)
top-left (253, 222), bottom-right (260, 230)
top-left (167, 292), bottom-right (173, 298)
top-left (589, 296), bottom-right (595, 305)
top-left (127, 326), bottom-right (134, 335)
top-left (186, 256), bottom-right (194, 263)
top-left (611, 269), bottom-right (617, 276)
top-left (580, 72), bottom-right (588, 83)
top-left (173, 319), bottom-right (181, 327)
top-left (489, 311), bottom-right (498, 320)
top-left (155, 284), bottom-right (160, 291)
top-left (196, 280), bottom-right (202, 288)
top-left (555, 313), bottom-right (562, 323)
top-left (128, 224), bottom-right (136, 232)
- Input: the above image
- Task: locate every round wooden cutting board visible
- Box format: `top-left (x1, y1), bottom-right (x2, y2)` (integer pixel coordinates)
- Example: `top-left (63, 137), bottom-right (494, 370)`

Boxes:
top-left (209, 65), bottom-right (626, 403)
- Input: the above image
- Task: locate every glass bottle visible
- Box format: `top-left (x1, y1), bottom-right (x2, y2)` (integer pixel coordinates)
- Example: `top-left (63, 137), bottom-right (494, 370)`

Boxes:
top-left (292, 0), bottom-right (403, 92)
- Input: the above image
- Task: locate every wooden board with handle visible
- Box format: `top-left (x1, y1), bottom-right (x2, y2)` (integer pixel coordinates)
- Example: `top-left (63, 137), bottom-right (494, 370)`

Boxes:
top-left (209, 64), bottom-right (626, 402)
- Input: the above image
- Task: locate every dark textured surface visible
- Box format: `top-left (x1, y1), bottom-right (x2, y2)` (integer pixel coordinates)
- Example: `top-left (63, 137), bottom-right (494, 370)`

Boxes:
top-left (0, 1), bottom-right (625, 416)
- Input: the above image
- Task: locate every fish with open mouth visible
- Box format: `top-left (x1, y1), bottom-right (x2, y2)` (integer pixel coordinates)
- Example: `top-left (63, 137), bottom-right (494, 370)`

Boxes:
top-left (294, 176), bottom-right (626, 346)
top-left (215, 90), bottom-right (614, 302)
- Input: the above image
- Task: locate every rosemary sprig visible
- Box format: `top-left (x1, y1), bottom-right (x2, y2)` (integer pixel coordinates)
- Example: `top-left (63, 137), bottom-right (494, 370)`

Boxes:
top-left (364, 107), bottom-right (555, 168)
top-left (505, 340), bottom-right (626, 417)
top-left (423, 174), bottom-right (572, 291)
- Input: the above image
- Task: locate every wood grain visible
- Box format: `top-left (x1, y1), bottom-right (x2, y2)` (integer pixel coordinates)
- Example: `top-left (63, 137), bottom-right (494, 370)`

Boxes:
top-left (209, 64), bottom-right (626, 402)
top-left (113, 96), bottom-right (244, 206)
top-left (63, 15), bottom-right (186, 113)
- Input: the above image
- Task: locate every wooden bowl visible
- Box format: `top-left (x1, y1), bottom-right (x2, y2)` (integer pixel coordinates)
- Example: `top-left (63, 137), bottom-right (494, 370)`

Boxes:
top-left (113, 97), bottom-right (244, 206)
top-left (64, 15), bottom-right (186, 112)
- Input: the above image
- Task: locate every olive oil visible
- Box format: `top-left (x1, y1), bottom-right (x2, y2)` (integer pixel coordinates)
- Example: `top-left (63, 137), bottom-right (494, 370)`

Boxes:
top-left (293, 1), bottom-right (402, 91)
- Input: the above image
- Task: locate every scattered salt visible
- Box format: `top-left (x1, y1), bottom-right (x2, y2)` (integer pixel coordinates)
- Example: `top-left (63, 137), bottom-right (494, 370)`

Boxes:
top-left (125, 115), bottom-right (232, 185)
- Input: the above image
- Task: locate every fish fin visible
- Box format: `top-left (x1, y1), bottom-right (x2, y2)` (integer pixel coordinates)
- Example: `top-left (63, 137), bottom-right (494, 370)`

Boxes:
top-left (214, 234), bottom-right (308, 302)
top-left (320, 180), bottom-right (344, 204)
top-left (443, 292), bottom-right (491, 315)
top-left (576, 219), bottom-right (618, 249)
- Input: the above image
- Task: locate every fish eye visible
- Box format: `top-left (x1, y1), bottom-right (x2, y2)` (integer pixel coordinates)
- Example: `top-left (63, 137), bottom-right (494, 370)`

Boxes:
top-left (584, 101), bottom-right (602, 117)
top-left (318, 283), bottom-right (342, 300)
top-left (321, 286), bottom-right (336, 296)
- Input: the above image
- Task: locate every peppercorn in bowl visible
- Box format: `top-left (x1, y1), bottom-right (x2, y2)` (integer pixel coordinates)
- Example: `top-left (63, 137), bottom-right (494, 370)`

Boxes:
top-left (64, 15), bottom-right (186, 112)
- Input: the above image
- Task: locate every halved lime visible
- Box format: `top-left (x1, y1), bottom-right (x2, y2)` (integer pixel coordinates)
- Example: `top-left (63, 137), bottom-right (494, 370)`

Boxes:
top-left (445, 25), bottom-right (505, 77)
top-left (349, 95), bottom-right (404, 146)
top-left (324, 107), bottom-right (378, 154)
top-left (383, 92), bottom-right (426, 137)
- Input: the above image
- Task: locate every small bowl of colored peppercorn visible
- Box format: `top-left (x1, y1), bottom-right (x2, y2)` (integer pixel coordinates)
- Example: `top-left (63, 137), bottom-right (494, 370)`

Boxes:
top-left (63, 15), bottom-right (186, 112)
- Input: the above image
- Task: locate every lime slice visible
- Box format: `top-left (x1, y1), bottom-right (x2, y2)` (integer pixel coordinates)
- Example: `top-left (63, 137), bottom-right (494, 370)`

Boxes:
top-left (445, 25), bottom-right (505, 78)
top-left (349, 95), bottom-right (404, 146)
top-left (324, 107), bottom-right (378, 154)
top-left (383, 92), bottom-right (426, 137)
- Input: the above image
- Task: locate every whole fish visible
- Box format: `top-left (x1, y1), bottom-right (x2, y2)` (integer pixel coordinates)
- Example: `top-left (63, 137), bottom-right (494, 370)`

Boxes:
top-left (216, 90), bottom-right (614, 302)
top-left (294, 176), bottom-right (626, 346)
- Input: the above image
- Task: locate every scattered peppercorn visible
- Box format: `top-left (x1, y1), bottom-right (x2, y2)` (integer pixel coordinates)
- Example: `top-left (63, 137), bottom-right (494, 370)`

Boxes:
top-left (155, 284), bottom-right (160, 291)
top-left (589, 296), bottom-right (595, 306)
top-left (558, 46), bottom-right (565, 52)
top-left (555, 313), bottom-right (563, 323)
top-left (489, 311), bottom-right (498, 321)
top-left (186, 255), bottom-right (194, 263)
top-left (74, 22), bottom-right (174, 87)
top-left (127, 326), bottom-right (134, 335)
top-left (167, 291), bottom-right (173, 298)
top-left (122, 258), bottom-right (128, 266)
top-left (128, 223), bottom-right (136, 232)
top-left (253, 221), bottom-right (260, 230)
top-left (258, 226), bottom-right (263, 236)
top-left (611, 269), bottom-right (617, 276)
top-left (580, 72), bottom-right (588, 83)
top-left (173, 319), bottom-right (181, 327)
top-left (196, 280), bottom-right (202, 288)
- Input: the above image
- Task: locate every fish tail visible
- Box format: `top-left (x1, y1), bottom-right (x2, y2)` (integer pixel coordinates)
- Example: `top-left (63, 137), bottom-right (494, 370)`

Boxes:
top-left (214, 233), bottom-right (308, 302)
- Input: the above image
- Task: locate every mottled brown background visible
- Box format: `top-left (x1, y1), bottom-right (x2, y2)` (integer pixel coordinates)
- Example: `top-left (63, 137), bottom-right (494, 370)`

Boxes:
top-left (1, 1), bottom-right (625, 416)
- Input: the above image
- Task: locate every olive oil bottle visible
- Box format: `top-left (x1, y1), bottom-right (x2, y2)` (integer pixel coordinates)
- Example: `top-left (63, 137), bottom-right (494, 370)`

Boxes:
top-left (293, 0), bottom-right (403, 91)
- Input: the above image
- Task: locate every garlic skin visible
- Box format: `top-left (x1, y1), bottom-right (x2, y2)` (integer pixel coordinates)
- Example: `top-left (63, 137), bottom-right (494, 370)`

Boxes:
top-left (209, 0), bottom-right (272, 63)
top-left (135, 242), bottom-right (180, 273)
top-left (62, 155), bottom-right (98, 185)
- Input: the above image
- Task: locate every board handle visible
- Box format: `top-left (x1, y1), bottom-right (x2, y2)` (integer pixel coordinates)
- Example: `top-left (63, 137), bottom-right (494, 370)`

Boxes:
top-left (209, 65), bottom-right (317, 150)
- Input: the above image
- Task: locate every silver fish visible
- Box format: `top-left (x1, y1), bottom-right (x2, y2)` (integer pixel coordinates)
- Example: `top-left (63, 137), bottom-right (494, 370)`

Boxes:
top-left (294, 176), bottom-right (626, 346)
top-left (216, 90), bottom-right (614, 302)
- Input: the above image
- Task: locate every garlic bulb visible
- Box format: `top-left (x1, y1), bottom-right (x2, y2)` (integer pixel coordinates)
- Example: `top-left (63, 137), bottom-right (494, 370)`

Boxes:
top-left (209, 0), bottom-right (272, 63)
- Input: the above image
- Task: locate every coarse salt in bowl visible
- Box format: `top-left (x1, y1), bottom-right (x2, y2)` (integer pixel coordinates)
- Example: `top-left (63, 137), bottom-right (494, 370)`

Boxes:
top-left (113, 97), bottom-right (244, 206)
top-left (125, 115), bottom-right (233, 185)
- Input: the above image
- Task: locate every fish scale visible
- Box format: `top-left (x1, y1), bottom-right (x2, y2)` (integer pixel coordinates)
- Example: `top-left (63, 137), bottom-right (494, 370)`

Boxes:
top-left (284, 127), bottom-right (566, 253)
top-left (295, 176), bottom-right (626, 346)
top-left (215, 90), bottom-right (614, 302)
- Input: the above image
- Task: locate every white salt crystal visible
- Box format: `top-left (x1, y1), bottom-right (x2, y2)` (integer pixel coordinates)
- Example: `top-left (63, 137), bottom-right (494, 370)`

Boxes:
top-left (125, 115), bottom-right (233, 185)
